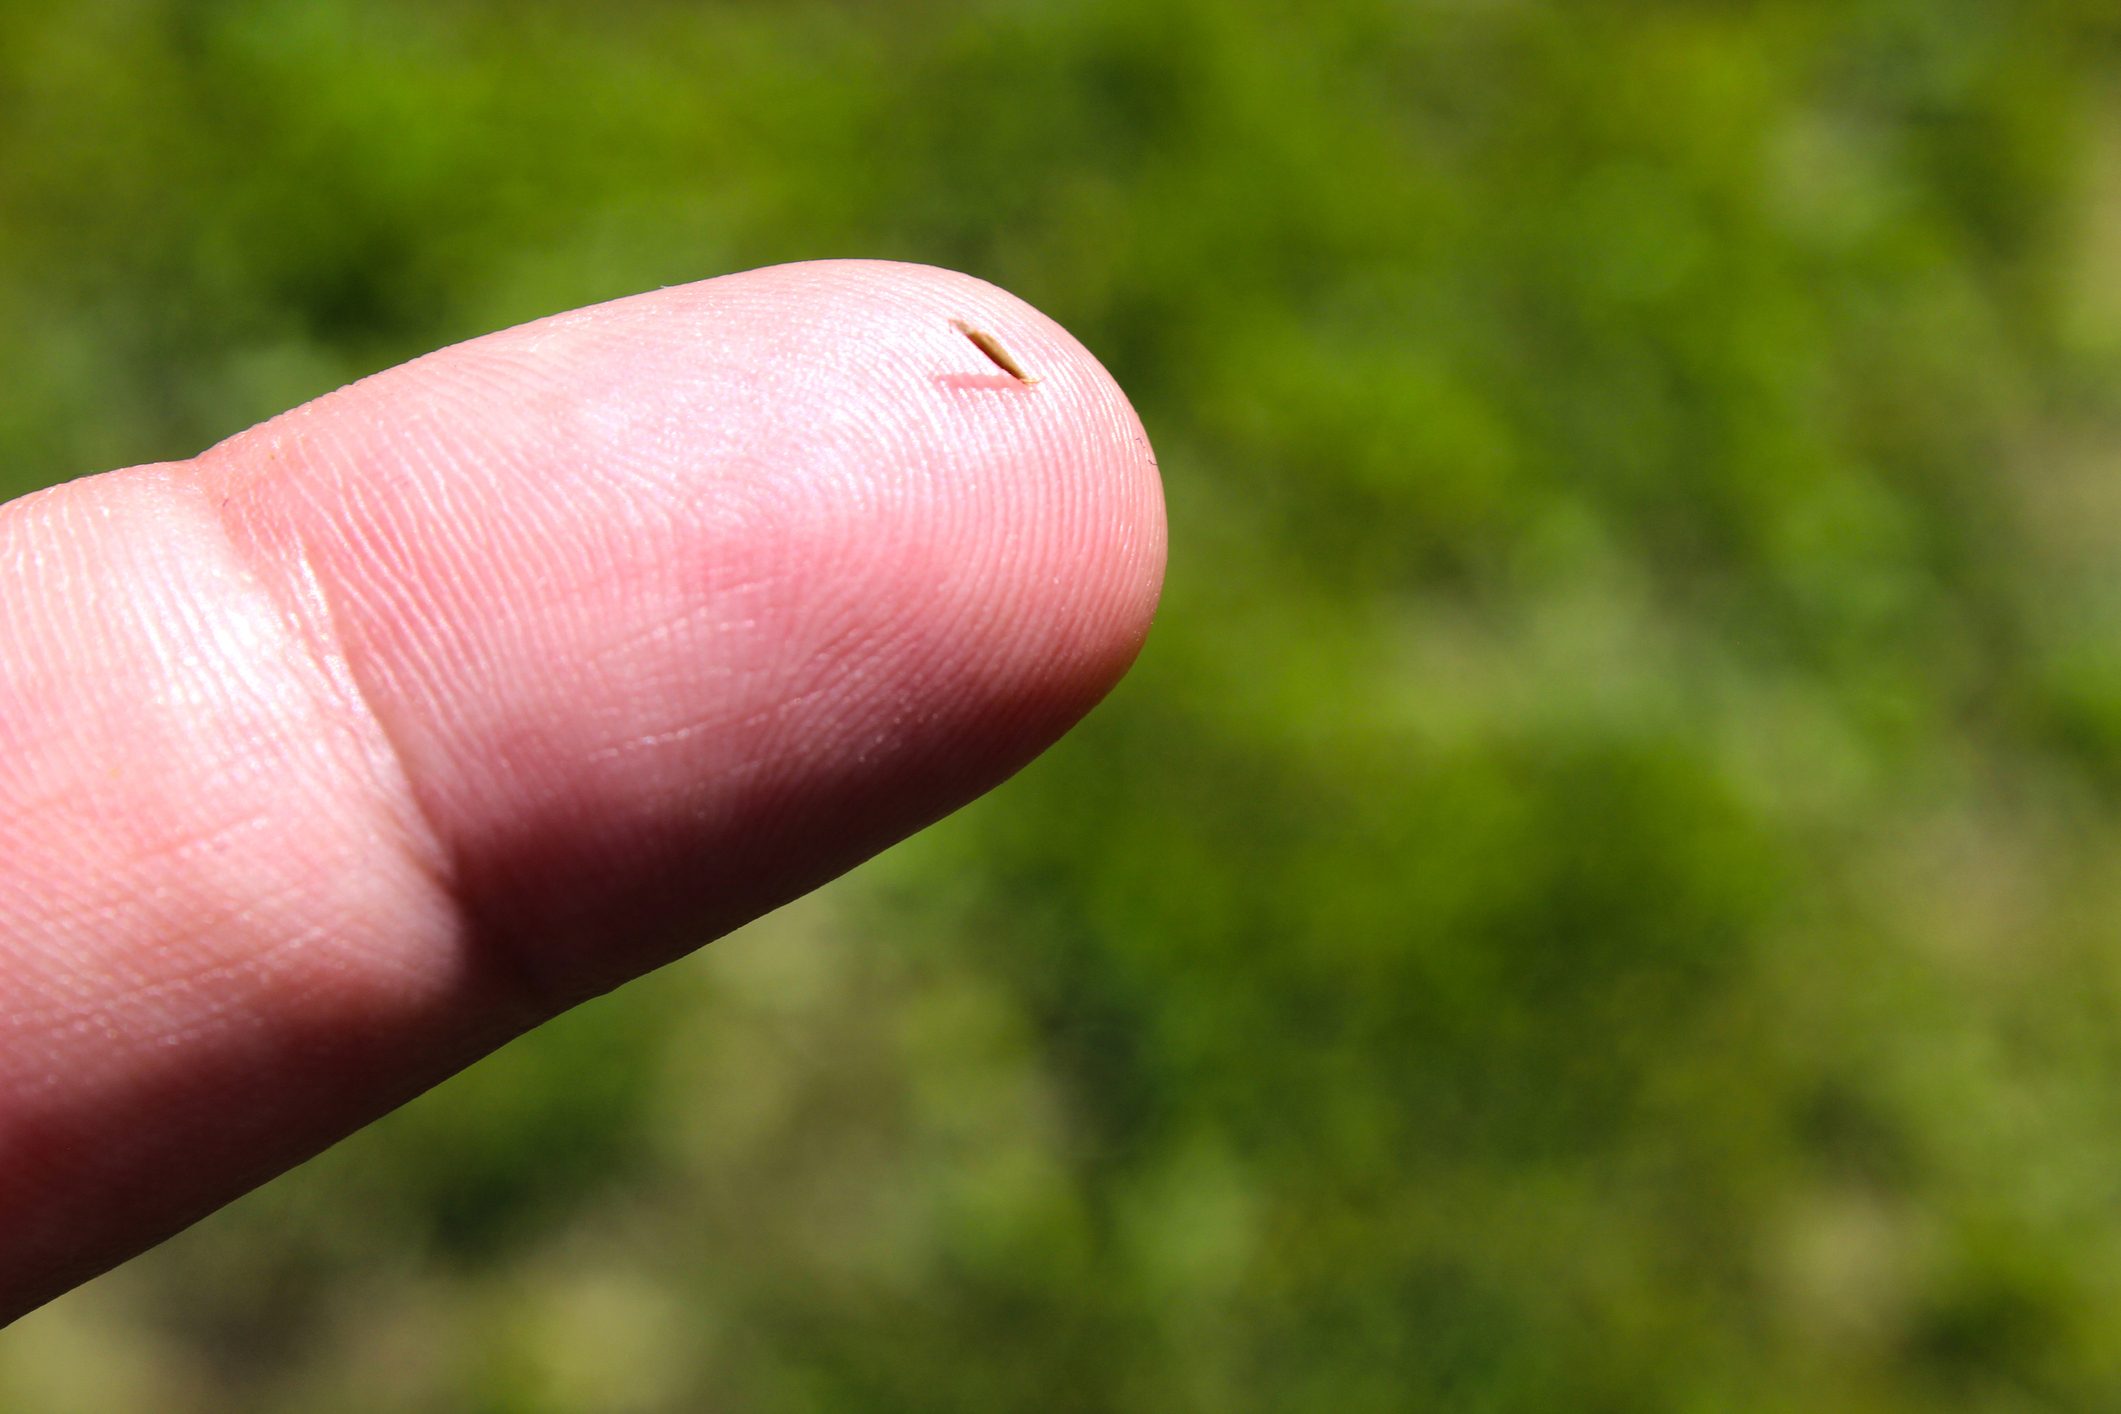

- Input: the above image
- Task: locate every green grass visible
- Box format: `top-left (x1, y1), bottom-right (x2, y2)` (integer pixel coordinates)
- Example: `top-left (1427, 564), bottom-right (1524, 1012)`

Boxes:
top-left (8, 1), bottom-right (2121, 1408)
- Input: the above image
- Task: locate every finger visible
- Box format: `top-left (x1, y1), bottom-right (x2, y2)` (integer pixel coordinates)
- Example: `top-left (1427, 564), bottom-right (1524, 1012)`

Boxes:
top-left (0, 259), bottom-right (1165, 1317)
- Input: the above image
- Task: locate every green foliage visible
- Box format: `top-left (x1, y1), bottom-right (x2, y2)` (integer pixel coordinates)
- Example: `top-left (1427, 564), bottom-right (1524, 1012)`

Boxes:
top-left (9, 0), bottom-right (2121, 1408)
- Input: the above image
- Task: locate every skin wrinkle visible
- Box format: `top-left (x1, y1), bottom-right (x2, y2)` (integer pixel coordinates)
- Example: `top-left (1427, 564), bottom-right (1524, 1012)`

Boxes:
top-left (10, 496), bottom-right (456, 999)
top-left (210, 455), bottom-right (567, 1023)
top-left (0, 478), bottom-right (496, 1298)
top-left (198, 465), bottom-right (469, 984)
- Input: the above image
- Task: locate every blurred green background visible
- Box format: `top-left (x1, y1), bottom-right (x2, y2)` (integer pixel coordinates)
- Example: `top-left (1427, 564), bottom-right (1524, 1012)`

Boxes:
top-left (8, 0), bottom-right (2121, 1408)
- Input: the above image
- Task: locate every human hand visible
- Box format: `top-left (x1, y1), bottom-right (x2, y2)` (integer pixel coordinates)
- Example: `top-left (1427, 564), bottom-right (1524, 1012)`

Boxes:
top-left (0, 260), bottom-right (1165, 1320)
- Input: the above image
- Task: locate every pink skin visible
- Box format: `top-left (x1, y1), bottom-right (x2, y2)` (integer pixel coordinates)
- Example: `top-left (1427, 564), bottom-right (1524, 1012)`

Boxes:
top-left (0, 261), bottom-right (1166, 1319)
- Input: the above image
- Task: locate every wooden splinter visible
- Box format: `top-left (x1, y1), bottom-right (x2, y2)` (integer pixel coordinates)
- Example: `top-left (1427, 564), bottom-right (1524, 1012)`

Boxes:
top-left (950, 318), bottom-right (1040, 384)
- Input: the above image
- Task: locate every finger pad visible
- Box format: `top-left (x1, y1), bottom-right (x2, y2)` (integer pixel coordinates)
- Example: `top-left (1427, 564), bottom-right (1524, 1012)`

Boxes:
top-left (203, 260), bottom-right (1167, 1000)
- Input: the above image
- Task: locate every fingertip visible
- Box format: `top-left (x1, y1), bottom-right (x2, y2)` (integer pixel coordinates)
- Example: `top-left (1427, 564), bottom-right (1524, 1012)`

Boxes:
top-left (0, 261), bottom-right (1168, 1309)
top-left (730, 259), bottom-right (1168, 717)
top-left (204, 259), bottom-right (1168, 996)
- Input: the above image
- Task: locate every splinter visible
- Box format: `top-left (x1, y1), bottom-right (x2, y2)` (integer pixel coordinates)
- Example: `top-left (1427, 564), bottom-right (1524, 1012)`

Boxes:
top-left (951, 319), bottom-right (1040, 384)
